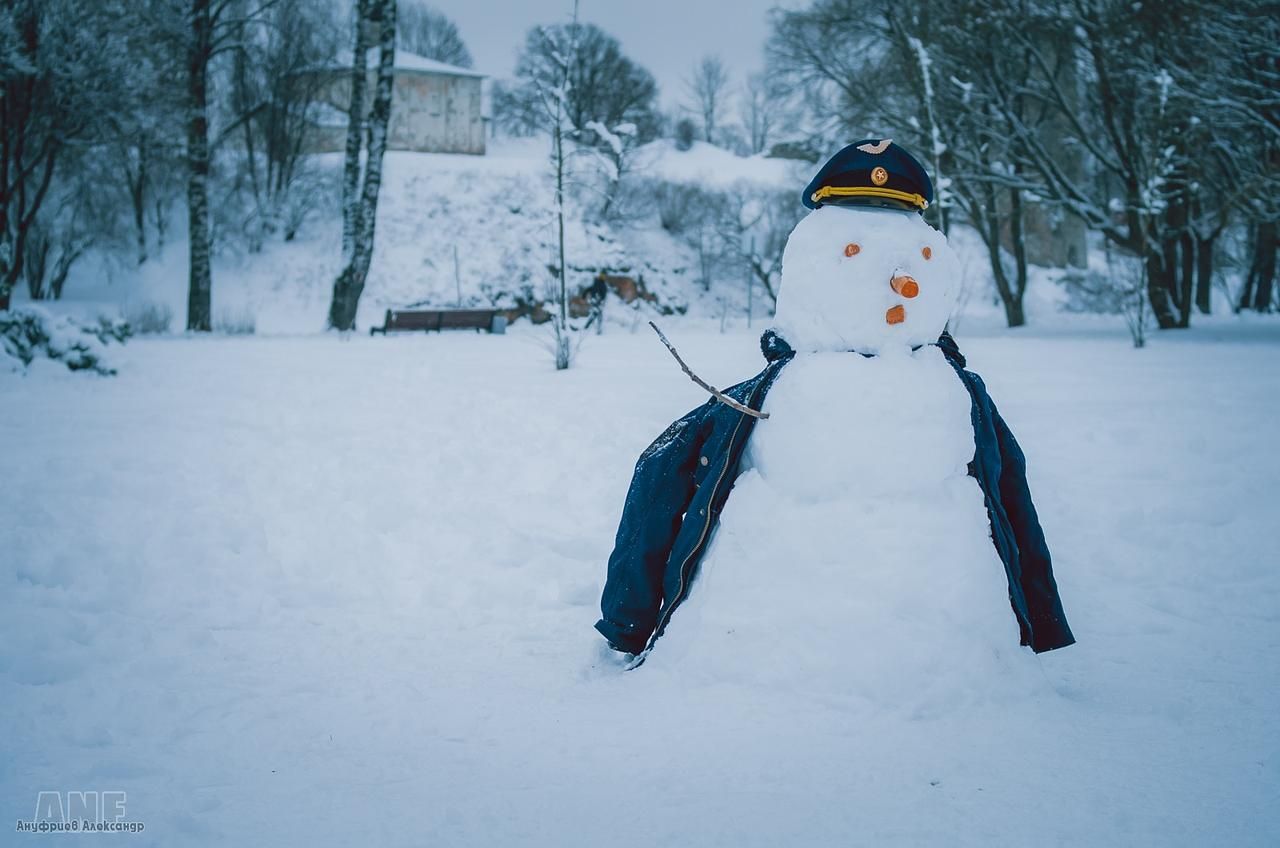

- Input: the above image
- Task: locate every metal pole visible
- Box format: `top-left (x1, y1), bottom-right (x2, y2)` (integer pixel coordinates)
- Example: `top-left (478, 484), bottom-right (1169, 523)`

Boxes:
top-left (454, 244), bottom-right (462, 307)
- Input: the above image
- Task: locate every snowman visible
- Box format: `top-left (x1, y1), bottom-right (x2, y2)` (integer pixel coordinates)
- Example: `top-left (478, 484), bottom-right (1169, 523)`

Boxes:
top-left (595, 140), bottom-right (1073, 701)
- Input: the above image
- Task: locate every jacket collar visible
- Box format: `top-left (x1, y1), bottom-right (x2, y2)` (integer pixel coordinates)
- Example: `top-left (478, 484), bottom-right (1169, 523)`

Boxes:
top-left (936, 330), bottom-right (966, 367)
top-left (759, 329), bottom-right (794, 362)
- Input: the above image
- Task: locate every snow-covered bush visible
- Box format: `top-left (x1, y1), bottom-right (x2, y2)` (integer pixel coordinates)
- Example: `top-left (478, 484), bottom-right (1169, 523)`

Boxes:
top-left (1060, 255), bottom-right (1151, 348)
top-left (125, 302), bottom-right (174, 335)
top-left (674, 118), bottom-right (697, 152)
top-left (651, 180), bottom-right (709, 234)
top-left (88, 314), bottom-right (132, 345)
top-left (0, 307), bottom-right (125, 375)
top-left (1060, 269), bottom-right (1128, 315)
top-left (637, 178), bottom-right (795, 302)
top-left (214, 307), bottom-right (256, 335)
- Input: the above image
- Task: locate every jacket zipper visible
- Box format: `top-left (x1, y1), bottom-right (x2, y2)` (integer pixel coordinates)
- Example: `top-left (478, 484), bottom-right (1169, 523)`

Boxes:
top-left (638, 380), bottom-right (765, 659)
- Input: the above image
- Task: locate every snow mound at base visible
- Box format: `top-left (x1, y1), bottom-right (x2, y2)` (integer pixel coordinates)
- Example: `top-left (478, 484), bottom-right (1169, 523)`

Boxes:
top-left (649, 347), bottom-right (1039, 715)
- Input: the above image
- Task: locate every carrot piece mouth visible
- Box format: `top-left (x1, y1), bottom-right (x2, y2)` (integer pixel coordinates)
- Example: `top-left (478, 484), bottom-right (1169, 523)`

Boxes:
top-left (886, 305), bottom-right (906, 325)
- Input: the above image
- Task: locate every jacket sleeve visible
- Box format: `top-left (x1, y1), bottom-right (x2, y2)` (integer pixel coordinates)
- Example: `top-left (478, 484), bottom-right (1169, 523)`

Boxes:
top-left (991, 406), bottom-right (1076, 652)
top-left (595, 404), bottom-right (708, 654)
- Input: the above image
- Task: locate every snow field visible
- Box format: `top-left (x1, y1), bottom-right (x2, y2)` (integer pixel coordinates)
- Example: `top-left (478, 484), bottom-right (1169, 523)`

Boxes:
top-left (1, 322), bottom-right (1278, 846)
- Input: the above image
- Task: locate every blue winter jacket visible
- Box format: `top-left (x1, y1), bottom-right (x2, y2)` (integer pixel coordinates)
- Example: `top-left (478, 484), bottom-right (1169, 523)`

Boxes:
top-left (595, 331), bottom-right (1075, 658)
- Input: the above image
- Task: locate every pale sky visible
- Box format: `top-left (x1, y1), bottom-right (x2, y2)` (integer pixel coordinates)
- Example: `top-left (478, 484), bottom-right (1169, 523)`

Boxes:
top-left (438, 0), bottom-right (784, 110)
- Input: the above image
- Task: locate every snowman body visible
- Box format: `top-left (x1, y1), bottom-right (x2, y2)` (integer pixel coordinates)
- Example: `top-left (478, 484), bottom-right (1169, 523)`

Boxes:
top-left (649, 206), bottom-right (1040, 706)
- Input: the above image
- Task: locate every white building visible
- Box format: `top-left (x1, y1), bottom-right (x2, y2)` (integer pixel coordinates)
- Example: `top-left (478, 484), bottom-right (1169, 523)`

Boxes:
top-left (301, 52), bottom-right (486, 156)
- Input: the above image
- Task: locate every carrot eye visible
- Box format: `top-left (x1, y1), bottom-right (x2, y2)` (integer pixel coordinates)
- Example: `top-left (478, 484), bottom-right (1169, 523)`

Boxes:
top-left (844, 243), bottom-right (861, 257)
top-left (921, 246), bottom-right (932, 260)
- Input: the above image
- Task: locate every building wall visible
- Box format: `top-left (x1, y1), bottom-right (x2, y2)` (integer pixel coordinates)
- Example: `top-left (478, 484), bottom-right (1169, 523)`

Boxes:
top-left (304, 70), bottom-right (485, 156)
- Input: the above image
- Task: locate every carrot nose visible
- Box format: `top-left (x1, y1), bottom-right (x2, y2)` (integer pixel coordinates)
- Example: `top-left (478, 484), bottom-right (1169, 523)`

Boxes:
top-left (891, 274), bottom-right (919, 298)
top-left (886, 304), bottom-right (906, 325)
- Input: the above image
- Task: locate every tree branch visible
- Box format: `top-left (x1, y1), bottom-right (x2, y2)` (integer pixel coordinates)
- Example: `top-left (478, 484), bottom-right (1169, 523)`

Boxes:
top-left (649, 322), bottom-right (768, 420)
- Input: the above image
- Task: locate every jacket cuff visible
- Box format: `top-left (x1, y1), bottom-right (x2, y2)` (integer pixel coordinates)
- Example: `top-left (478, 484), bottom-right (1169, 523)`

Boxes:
top-left (1029, 614), bottom-right (1076, 653)
top-left (595, 618), bottom-right (649, 655)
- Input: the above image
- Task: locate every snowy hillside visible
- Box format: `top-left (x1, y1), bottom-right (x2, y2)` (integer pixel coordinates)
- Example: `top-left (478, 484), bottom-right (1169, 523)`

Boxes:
top-left (38, 136), bottom-right (1079, 338)
top-left (2, 322), bottom-right (1278, 845)
top-left (48, 138), bottom-right (818, 335)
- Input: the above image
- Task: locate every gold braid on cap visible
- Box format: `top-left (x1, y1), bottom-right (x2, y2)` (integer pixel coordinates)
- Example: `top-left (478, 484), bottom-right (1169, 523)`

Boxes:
top-left (810, 185), bottom-right (928, 210)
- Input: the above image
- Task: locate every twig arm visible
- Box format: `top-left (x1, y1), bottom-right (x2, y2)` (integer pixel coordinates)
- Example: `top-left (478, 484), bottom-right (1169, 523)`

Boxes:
top-left (649, 322), bottom-right (769, 420)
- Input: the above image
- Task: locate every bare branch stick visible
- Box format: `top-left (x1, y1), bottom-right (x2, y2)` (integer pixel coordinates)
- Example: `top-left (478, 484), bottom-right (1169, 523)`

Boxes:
top-left (648, 322), bottom-right (769, 420)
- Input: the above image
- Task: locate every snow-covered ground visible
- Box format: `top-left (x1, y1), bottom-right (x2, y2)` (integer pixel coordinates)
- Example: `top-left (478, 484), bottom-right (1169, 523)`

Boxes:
top-left (2, 319), bottom-right (1278, 845)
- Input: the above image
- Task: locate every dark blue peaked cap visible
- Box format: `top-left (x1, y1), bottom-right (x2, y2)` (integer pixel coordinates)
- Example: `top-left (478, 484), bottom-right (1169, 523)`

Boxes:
top-left (802, 139), bottom-right (934, 214)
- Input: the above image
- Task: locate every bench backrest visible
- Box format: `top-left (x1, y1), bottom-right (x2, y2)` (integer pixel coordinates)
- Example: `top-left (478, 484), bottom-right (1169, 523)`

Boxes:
top-left (385, 309), bottom-right (496, 331)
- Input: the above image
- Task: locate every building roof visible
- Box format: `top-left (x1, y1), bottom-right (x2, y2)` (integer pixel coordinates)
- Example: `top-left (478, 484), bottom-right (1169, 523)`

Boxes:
top-left (325, 49), bottom-right (486, 79)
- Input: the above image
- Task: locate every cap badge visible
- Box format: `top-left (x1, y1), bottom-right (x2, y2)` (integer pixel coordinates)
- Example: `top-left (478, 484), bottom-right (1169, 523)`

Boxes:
top-left (870, 166), bottom-right (889, 186)
top-left (856, 139), bottom-right (893, 154)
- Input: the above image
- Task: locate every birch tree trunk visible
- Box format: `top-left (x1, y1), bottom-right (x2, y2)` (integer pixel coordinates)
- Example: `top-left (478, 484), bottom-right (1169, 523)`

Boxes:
top-left (328, 0), bottom-right (395, 331)
top-left (553, 97), bottom-right (569, 368)
top-left (338, 0), bottom-right (371, 265)
top-left (185, 0), bottom-right (213, 331)
top-left (548, 4), bottom-right (579, 370)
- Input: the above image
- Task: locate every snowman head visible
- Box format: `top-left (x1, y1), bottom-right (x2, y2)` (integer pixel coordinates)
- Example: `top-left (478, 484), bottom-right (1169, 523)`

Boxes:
top-left (771, 205), bottom-right (959, 354)
top-left (772, 139), bottom-right (959, 354)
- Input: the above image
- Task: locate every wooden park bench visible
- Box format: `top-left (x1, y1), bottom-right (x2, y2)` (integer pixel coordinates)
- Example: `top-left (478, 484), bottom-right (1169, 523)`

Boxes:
top-left (370, 308), bottom-right (507, 335)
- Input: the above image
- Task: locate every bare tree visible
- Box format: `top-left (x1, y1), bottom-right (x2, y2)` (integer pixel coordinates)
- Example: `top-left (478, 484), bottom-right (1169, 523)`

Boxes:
top-left (95, 0), bottom-right (186, 268)
top-left (176, 0), bottom-right (282, 331)
top-left (327, 0), bottom-right (396, 331)
top-left (1207, 0), bottom-right (1279, 313)
top-left (228, 0), bottom-right (340, 249)
top-left (720, 189), bottom-right (803, 306)
top-left (583, 119), bottom-right (640, 221)
top-left (1064, 243), bottom-right (1150, 347)
top-left (740, 73), bottom-right (782, 155)
top-left (904, 0), bottom-right (1267, 329)
top-left (549, 18), bottom-right (575, 370)
top-left (768, 0), bottom-right (1264, 330)
top-left (497, 20), bottom-right (659, 143)
top-left (651, 178), bottom-right (799, 305)
top-left (112, 126), bottom-right (184, 267)
top-left (0, 0), bottom-right (183, 307)
top-left (685, 55), bottom-right (729, 144)
top-left (0, 0), bottom-right (118, 311)
top-left (22, 219), bottom-right (90, 302)
top-left (1005, 0), bottom-right (1237, 328)
top-left (397, 1), bottom-right (472, 67)
top-left (904, 0), bottom-right (1060, 327)
top-left (21, 143), bottom-right (123, 301)
top-left (524, 4), bottom-right (584, 369)
top-left (771, 2), bottom-right (996, 304)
